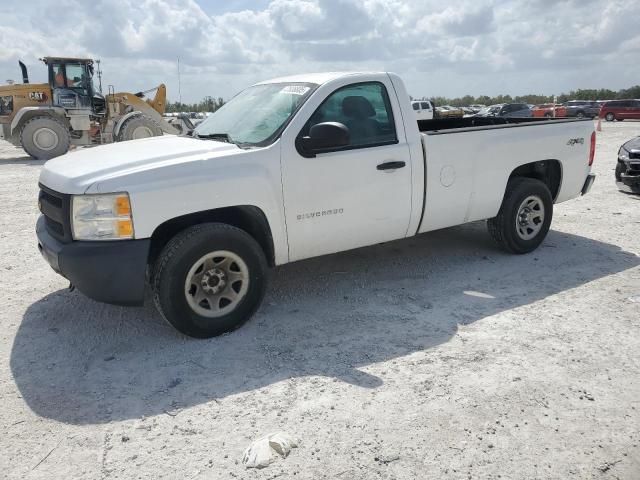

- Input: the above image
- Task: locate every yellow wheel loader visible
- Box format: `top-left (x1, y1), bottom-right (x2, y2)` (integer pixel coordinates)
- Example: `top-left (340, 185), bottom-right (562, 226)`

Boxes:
top-left (0, 57), bottom-right (178, 159)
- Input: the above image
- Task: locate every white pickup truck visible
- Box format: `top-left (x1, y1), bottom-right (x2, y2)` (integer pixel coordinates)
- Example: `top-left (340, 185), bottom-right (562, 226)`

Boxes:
top-left (36, 72), bottom-right (596, 338)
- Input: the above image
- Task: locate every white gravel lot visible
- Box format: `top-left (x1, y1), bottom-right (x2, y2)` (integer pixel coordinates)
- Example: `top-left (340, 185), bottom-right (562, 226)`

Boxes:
top-left (1, 121), bottom-right (639, 479)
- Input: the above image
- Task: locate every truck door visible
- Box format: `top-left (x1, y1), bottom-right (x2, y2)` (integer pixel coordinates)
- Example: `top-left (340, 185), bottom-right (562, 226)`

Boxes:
top-left (280, 80), bottom-right (413, 261)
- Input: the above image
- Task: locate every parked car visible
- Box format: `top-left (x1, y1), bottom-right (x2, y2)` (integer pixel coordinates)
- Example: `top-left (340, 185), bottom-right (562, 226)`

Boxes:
top-left (36, 71), bottom-right (595, 338)
top-left (615, 136), bottom-right (640, 193)
top-left (532, 104), bottom-right (567, 118)
top-left (411, 100), bottom-right (434, 120)
top-left (600, 99), bottom-right (640, 122)
top-left (473, 103), bottom-right (532, 118)
top-left (469, 104), bottom-right (486, 113)
top-left (563, 100), bottom-right (601, 118)
top-left (435, 105), bottom-right (463, 118)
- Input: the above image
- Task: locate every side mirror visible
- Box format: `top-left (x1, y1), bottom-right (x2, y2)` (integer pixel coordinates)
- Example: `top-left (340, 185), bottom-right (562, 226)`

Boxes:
top-left (297, 122), bottom-right (350, 157)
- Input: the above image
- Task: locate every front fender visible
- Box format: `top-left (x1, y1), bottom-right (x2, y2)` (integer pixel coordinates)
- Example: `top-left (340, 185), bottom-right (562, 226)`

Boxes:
top-left (86, 145), bottom-right (289, 264)
top-left (10, 106), bottom-right (67, 135)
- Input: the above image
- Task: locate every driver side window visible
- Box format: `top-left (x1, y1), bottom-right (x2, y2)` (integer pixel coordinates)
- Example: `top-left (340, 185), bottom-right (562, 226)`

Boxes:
top-left (301, 82), bottom-right (397, 149)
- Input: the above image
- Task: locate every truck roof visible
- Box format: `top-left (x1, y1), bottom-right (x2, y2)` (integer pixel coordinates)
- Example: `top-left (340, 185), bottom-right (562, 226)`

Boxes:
top-left (255, 71), bottom-right (386, 86)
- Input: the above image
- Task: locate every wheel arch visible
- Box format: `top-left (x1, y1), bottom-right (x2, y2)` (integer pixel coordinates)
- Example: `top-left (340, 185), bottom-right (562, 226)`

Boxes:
top-left (508, 159), bottom-right (562, 202)
top-left (113, 111), bottom-right (142, 138)
top-left (148, 205), bottom-right (276, 269)
top-left (10, 106), bottom-right (68, 138)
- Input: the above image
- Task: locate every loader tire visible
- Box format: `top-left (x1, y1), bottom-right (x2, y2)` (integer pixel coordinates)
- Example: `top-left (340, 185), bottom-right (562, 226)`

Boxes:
top-left (20, 115), bottom-right (70, 160)
top-left (117, 115), bottom-right (162, 142)
top-left (487, 177), bottom-right (553, 254)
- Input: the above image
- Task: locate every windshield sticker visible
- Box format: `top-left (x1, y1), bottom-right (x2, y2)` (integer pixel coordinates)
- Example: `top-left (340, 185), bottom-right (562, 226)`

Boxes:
top-left (280, 85), bottom-right (310, 96)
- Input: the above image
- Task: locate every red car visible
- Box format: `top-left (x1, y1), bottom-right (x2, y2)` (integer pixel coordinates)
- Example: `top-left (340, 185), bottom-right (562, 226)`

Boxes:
top-left (532, 104), bottom-right (567, 118)
top-left (600, 99), bottom-right (640, 122)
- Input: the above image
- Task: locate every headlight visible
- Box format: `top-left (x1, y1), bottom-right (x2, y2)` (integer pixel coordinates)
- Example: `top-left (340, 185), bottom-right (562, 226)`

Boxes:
top-left (71, 193), bottom-right (134, 240)
top-left (618, 147), bottom-right (629, 161)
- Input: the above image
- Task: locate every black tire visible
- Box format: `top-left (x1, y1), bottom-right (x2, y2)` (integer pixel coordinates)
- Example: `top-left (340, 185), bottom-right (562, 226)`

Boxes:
top-left (117, 114), bottom-right (163, 142)
top-left (153, 223), bottom-right (268, 338)
top-left (615, 161), bottom-right (625, 183)
top-left (615, 162), bottom-right (640, 194)
top-left (605, 113), bottom-right (615, 122)
top-left (487, 177), bottom-right (553, 254)
top-left (20, 115), bottom-right (70, 160)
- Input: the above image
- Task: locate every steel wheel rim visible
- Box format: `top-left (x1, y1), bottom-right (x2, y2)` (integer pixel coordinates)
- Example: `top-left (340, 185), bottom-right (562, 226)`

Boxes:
top-left (515, 195), bottom-right (545, 241)
top-left (184, 250), bottom-right (249, 318)
top-left (33, 127), bottom-right (59, 151)
top-left (132, 125), bottom-right (154, 139)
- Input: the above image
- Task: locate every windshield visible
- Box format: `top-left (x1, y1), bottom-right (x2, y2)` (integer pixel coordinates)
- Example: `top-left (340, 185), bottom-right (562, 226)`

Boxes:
top-left (193, 82), bottom-right (317, 146)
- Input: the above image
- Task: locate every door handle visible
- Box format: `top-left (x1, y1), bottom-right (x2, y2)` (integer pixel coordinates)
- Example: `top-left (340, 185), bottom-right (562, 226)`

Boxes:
top-left (377, 161), bottom-right (406, 171)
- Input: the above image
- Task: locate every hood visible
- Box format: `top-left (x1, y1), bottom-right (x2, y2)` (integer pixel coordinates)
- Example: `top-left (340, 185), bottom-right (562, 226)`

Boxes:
top-left (622, 136), bottom-right (640, 153)
top-left (39, 135), bottom-right (240, 194)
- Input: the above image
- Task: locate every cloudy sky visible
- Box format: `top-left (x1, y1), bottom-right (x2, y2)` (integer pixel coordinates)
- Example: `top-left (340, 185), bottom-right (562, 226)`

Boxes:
top-left (1, 0), bottom-right (639, 103)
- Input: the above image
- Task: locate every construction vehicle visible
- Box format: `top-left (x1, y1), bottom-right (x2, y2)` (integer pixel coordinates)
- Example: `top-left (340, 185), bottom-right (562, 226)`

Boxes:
top-left (0, 57), bottom-right (178, 159)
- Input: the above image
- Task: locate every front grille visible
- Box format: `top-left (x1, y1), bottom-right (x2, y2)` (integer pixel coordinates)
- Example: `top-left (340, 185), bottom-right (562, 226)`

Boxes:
top-left (628, 162), bottom-right (640, 175)
top-left (39, 184), bottom-right (72, 242)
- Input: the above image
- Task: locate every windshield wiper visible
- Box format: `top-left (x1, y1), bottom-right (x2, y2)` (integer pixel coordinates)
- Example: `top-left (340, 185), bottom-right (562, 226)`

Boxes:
top-left (195, 132), bottom-right (233, 143)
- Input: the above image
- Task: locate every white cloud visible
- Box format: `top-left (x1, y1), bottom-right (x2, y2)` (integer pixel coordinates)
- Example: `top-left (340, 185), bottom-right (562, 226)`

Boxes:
top-left (1, 0), bottom-right (639, 102)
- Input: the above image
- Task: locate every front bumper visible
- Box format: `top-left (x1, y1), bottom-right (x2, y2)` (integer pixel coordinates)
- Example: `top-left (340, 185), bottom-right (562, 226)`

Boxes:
top-left (616, 159), bottom-right (640, 193)
top-left (617, 173), bottom-right (640, 193)
top-left (36, 215), bottom-right (150, 306)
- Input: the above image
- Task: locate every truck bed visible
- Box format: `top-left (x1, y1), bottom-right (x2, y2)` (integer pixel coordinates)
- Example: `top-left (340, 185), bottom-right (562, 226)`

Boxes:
top-left (416, 116), bottom-right (594, 235)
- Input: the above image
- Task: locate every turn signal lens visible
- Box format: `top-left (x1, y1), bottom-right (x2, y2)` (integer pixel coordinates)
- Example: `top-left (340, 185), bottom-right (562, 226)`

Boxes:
top-left (117, 219), bottom-right (133, 237)
top-left (116, 195), bottom-right (131, 216)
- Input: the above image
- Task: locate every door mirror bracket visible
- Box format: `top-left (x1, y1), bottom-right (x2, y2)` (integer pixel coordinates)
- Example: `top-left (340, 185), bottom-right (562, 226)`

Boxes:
top-left (296, 122), bottom-right (350, 158)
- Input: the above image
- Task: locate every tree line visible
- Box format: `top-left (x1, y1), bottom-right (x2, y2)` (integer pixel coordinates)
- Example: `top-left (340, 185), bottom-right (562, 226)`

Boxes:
top-left (416, 85), bottom-right (640, 107)
top-left (165, 96), bottom-right (225, 113)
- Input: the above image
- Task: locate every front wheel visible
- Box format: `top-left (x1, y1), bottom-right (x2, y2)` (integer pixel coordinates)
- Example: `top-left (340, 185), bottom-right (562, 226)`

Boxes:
top-left (152, 223), bottom-right (268, 338)
top-left (487, 177), bottom-right (553, 254)
top-left (605, 113), bottom-right (615, 122)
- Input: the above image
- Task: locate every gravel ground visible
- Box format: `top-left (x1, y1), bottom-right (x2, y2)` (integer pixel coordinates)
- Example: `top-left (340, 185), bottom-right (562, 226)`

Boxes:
top-left (1, 121), bottom-right (639, 479)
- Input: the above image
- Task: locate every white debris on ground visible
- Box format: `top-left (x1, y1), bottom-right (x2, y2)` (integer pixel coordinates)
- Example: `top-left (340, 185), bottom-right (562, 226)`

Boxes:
top-left (1, 121), bottom-right (639, 479)
top-left (242, 432), bottom-right (298, 468)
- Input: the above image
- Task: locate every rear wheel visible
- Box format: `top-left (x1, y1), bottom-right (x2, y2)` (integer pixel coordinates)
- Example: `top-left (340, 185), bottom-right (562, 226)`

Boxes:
top-left (117, 114), bottom-right (162, 142)
top-left (576, 111), bottom-right (585, 118)
top-left (487, 177), bottom-right (553, 254)
top-left (605, 113), bottom-right (615, 122)
top-left (153, 223), bottom-right (268, 338)
top-left (20, 115), bottom-right (70, 160)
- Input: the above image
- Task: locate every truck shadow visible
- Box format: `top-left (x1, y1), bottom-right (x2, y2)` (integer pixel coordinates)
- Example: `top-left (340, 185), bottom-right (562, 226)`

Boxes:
top-left (11, 222), bottom-right (640, 425)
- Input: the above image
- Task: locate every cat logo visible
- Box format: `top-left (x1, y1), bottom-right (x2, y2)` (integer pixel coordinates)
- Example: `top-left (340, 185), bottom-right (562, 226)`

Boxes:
top-left (29, 92), bottom-right (48, 102)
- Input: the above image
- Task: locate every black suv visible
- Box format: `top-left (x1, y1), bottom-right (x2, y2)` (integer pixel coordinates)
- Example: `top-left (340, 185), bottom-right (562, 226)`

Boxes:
top-left (616, 136), bottom-right (640, 194)
top-left (563, 100), bottom-right (601, 118)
